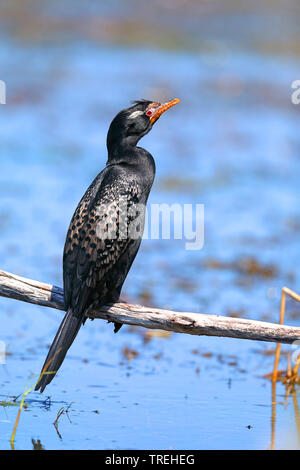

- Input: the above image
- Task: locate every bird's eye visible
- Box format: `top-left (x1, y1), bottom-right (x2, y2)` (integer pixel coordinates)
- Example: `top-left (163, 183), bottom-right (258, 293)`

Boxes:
top-left (146, 110), bottom-right (153, 117)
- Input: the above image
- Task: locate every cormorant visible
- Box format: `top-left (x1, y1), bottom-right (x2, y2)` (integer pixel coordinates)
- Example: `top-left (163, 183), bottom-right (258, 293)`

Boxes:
top-left (35, 98), bottom-right (180, 392)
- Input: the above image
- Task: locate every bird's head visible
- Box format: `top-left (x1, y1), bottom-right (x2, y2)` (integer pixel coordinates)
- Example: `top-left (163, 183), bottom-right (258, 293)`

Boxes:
top-left (107, 98), bottom-right (180, 156)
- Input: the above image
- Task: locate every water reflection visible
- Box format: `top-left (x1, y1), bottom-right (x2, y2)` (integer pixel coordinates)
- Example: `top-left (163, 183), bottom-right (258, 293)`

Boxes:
top-left (270, 382), bottom-right (300, 450)
top-left (32, 438), bottom-right (44, 450)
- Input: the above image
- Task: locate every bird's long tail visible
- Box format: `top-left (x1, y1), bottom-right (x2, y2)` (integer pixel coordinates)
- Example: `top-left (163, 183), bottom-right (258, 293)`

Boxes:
top-left (35, 308), bottom-right (83, 393)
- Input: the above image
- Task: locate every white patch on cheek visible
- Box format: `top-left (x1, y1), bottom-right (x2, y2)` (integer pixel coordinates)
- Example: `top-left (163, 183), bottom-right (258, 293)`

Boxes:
top-left (128, 110), bottom-right (144, 119)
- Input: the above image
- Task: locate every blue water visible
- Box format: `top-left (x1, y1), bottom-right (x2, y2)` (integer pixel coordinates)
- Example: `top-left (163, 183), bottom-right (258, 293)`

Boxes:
top-left (0, 2), bottom-right (300, 450)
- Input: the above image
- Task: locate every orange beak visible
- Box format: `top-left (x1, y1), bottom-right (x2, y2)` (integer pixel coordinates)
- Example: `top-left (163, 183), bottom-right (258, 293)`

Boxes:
top-left (150, 98), bottom-right (180, 124)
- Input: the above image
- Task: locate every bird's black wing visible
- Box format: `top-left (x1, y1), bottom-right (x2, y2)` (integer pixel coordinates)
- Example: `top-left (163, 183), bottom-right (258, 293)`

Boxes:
top-left (63, 177), bottom-right (99, 310)
top-left (63, 168), bottom-right (142, 318)
top-left (36, 169), bottom-right (143, 392)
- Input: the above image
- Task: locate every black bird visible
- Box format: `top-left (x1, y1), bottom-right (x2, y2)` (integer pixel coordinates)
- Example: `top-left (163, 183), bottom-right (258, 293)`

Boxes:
top-left (35, 98), bottom-right (180, 392)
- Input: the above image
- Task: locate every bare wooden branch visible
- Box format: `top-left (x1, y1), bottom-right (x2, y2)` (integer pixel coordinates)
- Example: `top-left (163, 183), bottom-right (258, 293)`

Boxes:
top-left (0, 269), bottom-right (299, 344)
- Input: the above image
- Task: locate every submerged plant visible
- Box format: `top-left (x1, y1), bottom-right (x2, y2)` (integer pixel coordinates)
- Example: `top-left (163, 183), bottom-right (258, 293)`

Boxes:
top-left (10, 348), bottom-right (61, 449)
top-left (272, 287), bottom-right (300, 385)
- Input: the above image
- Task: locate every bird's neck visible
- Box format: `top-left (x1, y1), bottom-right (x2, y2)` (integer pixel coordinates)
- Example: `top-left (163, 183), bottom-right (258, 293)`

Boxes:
top-left (107, 137), bottom-right (143, 165)
top-left (106, 142), bottom-right (155, 183)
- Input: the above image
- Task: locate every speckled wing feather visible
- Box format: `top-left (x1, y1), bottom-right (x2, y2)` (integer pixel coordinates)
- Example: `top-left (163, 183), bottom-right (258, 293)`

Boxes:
top-left (63, 168), bottom-right (142, 318)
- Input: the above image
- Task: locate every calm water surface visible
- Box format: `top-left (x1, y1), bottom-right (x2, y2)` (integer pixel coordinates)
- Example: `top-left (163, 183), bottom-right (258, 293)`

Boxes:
top-left (0, 3), bottom-right (300, 450)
